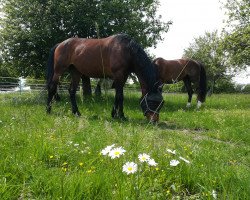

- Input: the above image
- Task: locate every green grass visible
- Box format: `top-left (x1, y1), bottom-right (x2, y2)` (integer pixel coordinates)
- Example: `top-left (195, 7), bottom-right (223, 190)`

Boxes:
top-left (0, 91), bottom-right (249, 199)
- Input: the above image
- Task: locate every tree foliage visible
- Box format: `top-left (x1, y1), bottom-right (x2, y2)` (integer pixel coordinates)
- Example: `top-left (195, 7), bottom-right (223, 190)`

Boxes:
top-left (222, 0), bottom-right (250, 68)
top-left (183, 31), bottom-right (231, 93)
top-left (0, 0), bottom-right (171, 78)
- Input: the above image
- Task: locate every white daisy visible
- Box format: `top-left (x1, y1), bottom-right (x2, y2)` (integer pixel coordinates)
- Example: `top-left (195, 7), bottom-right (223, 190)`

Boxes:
top-left (167, 149), bottom-right (176, 155)
top-left (138, 153), bottom-right (150, 162)
top-left (101, 144), bottom-right (115, 156)
top-left (170, 159), bottom-right (180, 166)
top-left (108, 146), bottom-right (126, 159)
top-left (147, 158), bottom-right (158, 166)
top-left (212, 190), bottom-right (217, 199)
top-left (179, 156), bottom-right (190, 164)
top-left (122, 162), bottom-right (138, 174)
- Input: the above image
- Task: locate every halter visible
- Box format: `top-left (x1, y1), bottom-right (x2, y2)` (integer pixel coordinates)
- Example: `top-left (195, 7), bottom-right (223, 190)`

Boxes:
top-left (140, 93), bottom-right (164, 116)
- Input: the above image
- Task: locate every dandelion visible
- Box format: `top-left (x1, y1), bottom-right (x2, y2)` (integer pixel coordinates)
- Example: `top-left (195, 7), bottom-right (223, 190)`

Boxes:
top-left (122, 162), bottom-right (138, 174)
top-left (179, 156), bottom-right (190, 164)
top-left (108, 146), bottom-right (126, 159)
top-left (79, 162), bottom-right (84, 167)
top-left (61, 162), bottom-right (68, 172)
top-left (62, 167), bottom-right (67, 172)
top-left (138, 153), bottom-right (150, 163)
top-left (170, 159), bottom-right (180, 166)
top-left (87, 166), bottom-right (95, 173)
top-left (49, 155), bottom-right (54, 159)
top-left (147, 158), bottom-right (158, 166)
top-left (101, 144), bottom-right (115, 155)
top-left (167, 149), bottom-right (176, 155)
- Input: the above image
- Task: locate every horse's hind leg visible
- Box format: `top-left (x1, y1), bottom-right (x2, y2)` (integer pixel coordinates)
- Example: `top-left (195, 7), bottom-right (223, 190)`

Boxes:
top-left (69, 67), bottom-right (81, 116)
top-left (81, 75), bottom-right (92, 96)
top-left (47, 74), bottom-right (60, 114)
top-left (183, 77), bottom-right (193, 108)
top-left (95, 79), bottom-right (102, 96)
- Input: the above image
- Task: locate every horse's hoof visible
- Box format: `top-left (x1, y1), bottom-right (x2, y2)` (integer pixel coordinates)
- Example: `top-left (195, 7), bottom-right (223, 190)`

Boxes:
top-left (120, 116), bottom-right (127, 121)
top-left (111, 114), bottom-right (127, 121)
top-left (46, 107), bottom-right (51, 114)
top-left (73, 111), bottom-right (81, 117)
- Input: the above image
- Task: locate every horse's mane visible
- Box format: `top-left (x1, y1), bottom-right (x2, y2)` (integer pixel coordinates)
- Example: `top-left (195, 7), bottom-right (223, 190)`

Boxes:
top-left (114, 34), bottom-right (158, 92)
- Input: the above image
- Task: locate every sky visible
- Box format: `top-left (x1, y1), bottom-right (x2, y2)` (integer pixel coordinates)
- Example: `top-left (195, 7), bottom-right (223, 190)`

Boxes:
top-left (149, 0), bottom-right (250, 84)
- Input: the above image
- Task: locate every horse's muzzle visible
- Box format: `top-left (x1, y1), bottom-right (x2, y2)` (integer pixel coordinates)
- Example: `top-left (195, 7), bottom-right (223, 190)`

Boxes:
top-left (145, 112), bottom-right (159, 123)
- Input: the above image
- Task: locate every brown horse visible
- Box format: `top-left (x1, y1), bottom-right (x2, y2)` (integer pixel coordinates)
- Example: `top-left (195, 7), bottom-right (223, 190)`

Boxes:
top-left (46, 34), bottom-right (164, 122)
top-left (153, 57), bottom-right (207, 108)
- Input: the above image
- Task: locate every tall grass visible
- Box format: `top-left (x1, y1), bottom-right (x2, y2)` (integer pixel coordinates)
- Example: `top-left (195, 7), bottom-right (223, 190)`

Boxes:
top-left (0, 91), bottom-right (249, 199)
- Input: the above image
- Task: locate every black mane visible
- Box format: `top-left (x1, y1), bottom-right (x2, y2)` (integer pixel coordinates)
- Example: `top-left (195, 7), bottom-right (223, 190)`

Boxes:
top-left (114, 34), bottom-right (158, 93)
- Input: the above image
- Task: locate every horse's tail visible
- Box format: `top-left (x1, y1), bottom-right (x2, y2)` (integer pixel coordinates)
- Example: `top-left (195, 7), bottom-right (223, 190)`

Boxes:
top-left (46, 44), bottom-right (58, 88)
top-left (198, 62), bottom-right (207, 102)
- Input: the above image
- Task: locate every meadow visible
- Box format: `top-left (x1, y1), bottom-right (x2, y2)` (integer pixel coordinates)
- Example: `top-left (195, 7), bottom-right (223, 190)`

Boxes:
top-left (0, 90), bottom-right (249, 199)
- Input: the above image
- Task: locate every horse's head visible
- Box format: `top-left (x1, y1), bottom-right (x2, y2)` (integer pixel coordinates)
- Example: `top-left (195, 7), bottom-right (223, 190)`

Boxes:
top-left (140, 92), bottom-right (164, 123)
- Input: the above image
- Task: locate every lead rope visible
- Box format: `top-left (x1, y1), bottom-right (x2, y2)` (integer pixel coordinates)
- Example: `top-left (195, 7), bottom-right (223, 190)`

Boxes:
top-left (95, 22), bottom-right (108, 97)
top-left (140, 92), bottom-right (164, 128)
top-left (172, 59), bottom-right (191, 84)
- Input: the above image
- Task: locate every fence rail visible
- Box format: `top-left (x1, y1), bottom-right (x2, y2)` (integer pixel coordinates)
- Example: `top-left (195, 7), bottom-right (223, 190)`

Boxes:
top-left (0, 76), bottom-right (144, 93)
top-left (0, 76), bottom-right (184, 94)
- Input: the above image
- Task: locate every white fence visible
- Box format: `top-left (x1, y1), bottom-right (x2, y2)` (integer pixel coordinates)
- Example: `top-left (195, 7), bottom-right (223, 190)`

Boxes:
top-left (0, 77), bottom-right (139, 94)
top-left (0, 76), bottom-right (184, 94)
top-left (0, 77), bottom-right (68, 93)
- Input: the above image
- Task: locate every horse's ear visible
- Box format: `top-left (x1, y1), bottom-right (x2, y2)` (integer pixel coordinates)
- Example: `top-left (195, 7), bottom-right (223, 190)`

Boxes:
top-left (158, 84), bottom-right (163, 93)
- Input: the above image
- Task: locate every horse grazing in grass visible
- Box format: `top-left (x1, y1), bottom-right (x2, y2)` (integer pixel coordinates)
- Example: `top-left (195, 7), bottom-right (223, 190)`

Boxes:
top-left (153, 57), bottom-right (207, 108)
top-left (46, 34), bottom-right (164, 122)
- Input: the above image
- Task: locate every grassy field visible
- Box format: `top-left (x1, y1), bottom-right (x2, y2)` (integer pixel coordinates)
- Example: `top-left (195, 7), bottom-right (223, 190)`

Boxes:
top-left (0, 90), bottom-right (249, 199)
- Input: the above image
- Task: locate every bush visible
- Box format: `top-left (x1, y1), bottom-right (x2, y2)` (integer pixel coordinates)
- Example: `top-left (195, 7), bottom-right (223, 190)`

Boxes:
top-left (242, 84), bottom-right (250, 93)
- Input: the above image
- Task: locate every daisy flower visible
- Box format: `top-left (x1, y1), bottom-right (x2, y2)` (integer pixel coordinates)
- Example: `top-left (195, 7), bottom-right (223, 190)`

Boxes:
top-left (212, 190), bottom-right (217, 199)
top-left (138, 153), bottom-right (150, 163)
top-left (122, 162), bottom-right (138, 174)
top-left (147, 158), bottom-right (158, 166)
top-left (179, 156), bottom-right (190, 164)
top-left (108, 146), bottom-right (126, 159)
top-left (170, 159), bottom-right (180, 167)
top-left (167, 149), bottom-right (176, 155)
top-left (101, 144), bottom-right (115, 156)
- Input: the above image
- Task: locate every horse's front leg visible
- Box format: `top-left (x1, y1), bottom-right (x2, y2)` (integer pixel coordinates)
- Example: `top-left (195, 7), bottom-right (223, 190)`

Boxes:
top-left (112, 84), bottom-right (126, 120)
top-left (68, 70), bottom-right (81, 116)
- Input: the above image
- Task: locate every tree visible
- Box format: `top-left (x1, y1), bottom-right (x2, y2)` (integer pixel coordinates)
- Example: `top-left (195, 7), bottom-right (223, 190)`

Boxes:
top-left (183, 31), bottom-right (232, 94)
top-left (222, 0), bottom-right (250, 69)
top-left (0, 0), bottom-right (171, 78)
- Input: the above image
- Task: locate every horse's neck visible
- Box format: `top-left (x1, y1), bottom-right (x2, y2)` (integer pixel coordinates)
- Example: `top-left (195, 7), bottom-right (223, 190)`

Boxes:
top-left (137, 78), bottom-right (147, 95)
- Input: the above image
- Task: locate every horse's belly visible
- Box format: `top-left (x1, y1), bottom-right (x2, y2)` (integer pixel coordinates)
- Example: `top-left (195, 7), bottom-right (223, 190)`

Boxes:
top-left (76, 63), bottom-right (113, 79)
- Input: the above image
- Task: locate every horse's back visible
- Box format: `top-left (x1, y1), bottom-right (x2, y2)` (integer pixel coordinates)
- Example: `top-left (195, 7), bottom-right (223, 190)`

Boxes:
top-left (54, 36), bottom-right (116, 78)
top-left (154, 58), bottom-right (187, 83)
top-left (154, 57), bottom-right (201, 83)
